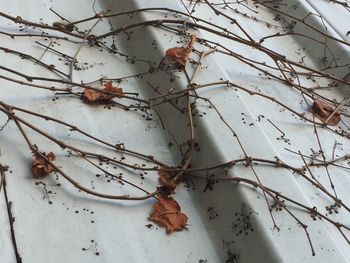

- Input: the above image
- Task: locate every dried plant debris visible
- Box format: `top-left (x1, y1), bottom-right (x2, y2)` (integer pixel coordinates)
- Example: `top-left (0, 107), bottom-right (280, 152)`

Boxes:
top-left (311, 99), bottom-right (340, 126)
top-left (31, 152), bottom-right (56, 179)
top-left (149, 195), bottom-right (188, 233)
top-left (166, 34), bottom-right (196, 67)
top-left (0, 0), bottom-right (349, 257)
top-left (158, 166), bottom-right (176, 194)
top-left (231, 203), bottom-right (256, 237)
top-left (83, 81), bottom-right (124, 103)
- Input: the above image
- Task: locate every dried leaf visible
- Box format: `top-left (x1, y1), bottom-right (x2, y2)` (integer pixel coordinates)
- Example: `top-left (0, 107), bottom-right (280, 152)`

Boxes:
top-left (166, 34), bottom-right (196, 67)
top-left (31, 152), bottom-right (56, 179)
top-left (83, 88), bottom-right (101, 102)
top-left (103, 81), bottom-right (124, 99)
top-left (311, 99), bottom-right (340, 126)
top-left (83, 81), bottom-right (124, 102)
top-left (158, 166), bottom-right (176, 194)
top-left (149, 195), bottom-right (188, 233)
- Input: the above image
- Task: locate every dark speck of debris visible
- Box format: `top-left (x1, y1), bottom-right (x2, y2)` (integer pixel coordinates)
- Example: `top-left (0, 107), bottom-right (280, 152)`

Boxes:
top-left (146, 224), bottom-right (154, 229)
top-left (207, 207), bottom-right (219, 220)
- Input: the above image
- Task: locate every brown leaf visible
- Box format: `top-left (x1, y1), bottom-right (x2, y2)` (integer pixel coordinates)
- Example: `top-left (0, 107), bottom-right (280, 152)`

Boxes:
top-left (311, 99), bottom-right (340, 126)
top-left (149, 195), bottom-right (188, 233)
top-left (83, 88), bottom-right (101, 102)
top-left (103, 81), bottom-right (124, 99)
top-left (31, 152), bottom-right (56, 179)
top-left (158, 166), bottom-right (176, 194)
top-left (166, 34), bottom-right (196, 67)
top-left (83, 81), bottom-right (124, 102)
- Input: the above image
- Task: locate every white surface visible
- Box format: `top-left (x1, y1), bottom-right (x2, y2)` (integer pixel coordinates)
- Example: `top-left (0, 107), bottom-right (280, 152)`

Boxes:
top-left (0, 0), bottom-right (350, 262)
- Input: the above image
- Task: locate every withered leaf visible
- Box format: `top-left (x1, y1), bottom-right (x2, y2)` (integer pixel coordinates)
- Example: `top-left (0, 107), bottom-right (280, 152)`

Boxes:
top-left (166, 34), bottom-right (196, 67)
top-left (83, 81), bottom-right (124, 102)
top-left (311, 99), bottom-right (340, 126)
top-left (103, 81), bottom-right (124, 98)
top-left (31, 152), bottom-right (56, 179)
top-left (158, 166), bottom-right (176, 194)
top-left (83, 88), bottom-right (100, 102)
top-left (149, 195), bottom-right (188, 233)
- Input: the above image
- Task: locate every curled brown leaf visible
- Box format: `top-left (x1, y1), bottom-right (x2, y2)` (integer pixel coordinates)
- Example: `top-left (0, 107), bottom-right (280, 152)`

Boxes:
top-left (31, 152), bottom-right (56, 179)
top-left (83, 81), bottom-right (124, 102)
top-left (149, 195), bottom-right (188, 233)
top-left (311, 99), bottom-right (340, 126)
top-left (166, 34), bottom-right (196, 67)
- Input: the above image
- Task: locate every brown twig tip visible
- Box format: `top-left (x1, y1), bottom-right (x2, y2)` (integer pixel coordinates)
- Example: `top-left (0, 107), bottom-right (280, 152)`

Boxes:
top-left (0, 164), bottom-right (9, 193)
